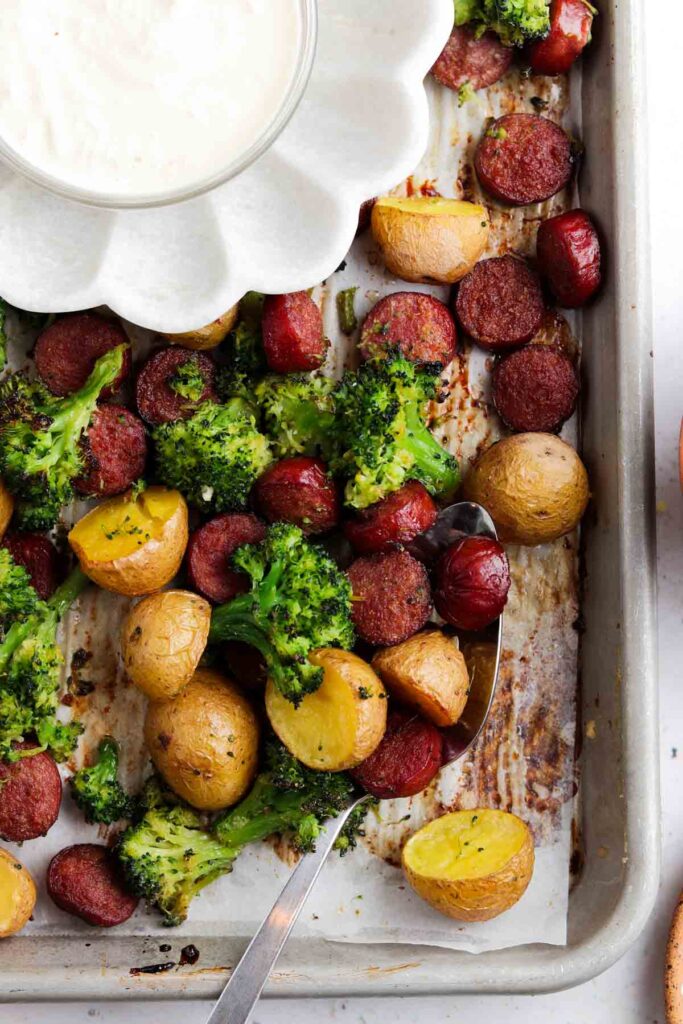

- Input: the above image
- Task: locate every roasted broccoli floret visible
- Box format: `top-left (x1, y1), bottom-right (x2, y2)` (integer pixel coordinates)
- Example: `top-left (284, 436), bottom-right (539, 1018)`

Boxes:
top-left (453, 0), bottom-right (550, 46)
top-left (0, 547), bottom-right (43, 633)
top-left (118, 742), bottom-right (357, 925)
top-left (153, 398), bottom-right (273, 514)
top-left (0, 566), bottom-right (88, 761)
top-left (0, 345), bottom-right (128, 528)
top-left (209, 523), bottom-right (354, 705)
top-left (216, 291), bottom-right (266, 403)
top-left (254, 374), bottom-right (336, 458)
top-left (168, 358), bottom-right (207, 405)
top-left (330, 352), bottom-right (459, 510)
top-left (69, 736), bottom-right (135, 824)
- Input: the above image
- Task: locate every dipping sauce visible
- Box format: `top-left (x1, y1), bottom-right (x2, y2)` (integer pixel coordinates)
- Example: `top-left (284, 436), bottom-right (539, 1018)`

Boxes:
top-left (0, 0), bottom-right (304, 199)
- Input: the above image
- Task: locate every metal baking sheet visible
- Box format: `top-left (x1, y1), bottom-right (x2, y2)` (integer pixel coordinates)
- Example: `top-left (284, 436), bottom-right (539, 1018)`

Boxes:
top-left (0, 0), bottom-right (658, 998)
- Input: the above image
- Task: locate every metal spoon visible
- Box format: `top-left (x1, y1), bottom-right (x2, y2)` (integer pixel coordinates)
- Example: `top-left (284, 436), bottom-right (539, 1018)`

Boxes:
top-left (205, 501), bottom-right (503, 1024)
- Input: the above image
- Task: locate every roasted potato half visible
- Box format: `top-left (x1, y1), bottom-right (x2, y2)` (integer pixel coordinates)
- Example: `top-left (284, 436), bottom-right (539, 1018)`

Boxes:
top-left (371, 196), bottom-right (490, 284)
top-left (69, 486), bottom-right (189, 596)
top-left (402, 809), bottom-right (534, 921)
top-left (163, 305), bottom-right (240, 350)
top-left (265, 648), bottom-right (387, 771)
top-left (372, 630), bottom-right (469, 727)
top-left (0, 848), bottom-right (36, 938)
top-left (463, 433), bottom-right (589, 546)
top-left (121, 590), bottom-right (211, 701)
top-left (0, 479), bottom-right (13, 539)
top-left (144, 668), bottom-right (259, 811)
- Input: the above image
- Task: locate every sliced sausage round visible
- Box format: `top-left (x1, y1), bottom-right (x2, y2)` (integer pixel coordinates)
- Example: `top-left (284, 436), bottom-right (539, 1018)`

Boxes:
top-left (529, 0), bottom-right (595, 75)
top-left (2, 532), bottom-right (60, 599)
top-left (253, 457), bottom-right (340, 536)
top-left (474, 113), bottom-right (574, 206)
top-left (351, 708), bottom-right (443, 799)
top-left (47, 844), bottom-right (138, 927)
top-left (74, 405), bottom-right (148, 498)
top-left (455, 255), bottom-right (545, 351)
top-left (34, 313), bottom-right (131, 397)
top-left (434, 536), bottom-right (511, 632)
top-left (0, 743), bottom-right (62, 841)
top-left (492, 344), bottom-right (579, 433)
top-left (432, 25), bottom-right (514, 91)
top-left (262, 292), bottom-right (328, 373)
top-left (187, 513), bottom-right (267, 604)
top-left (359, 293), bottom-right (457, 366)
top-left (536, 209), bottom-right (602, 307)
top-left (347, 549), bottom-right (433, 647)
top-left (343, 481), bottom-right (438, 555)
top-left (135, 348), bottom-right (216, 425)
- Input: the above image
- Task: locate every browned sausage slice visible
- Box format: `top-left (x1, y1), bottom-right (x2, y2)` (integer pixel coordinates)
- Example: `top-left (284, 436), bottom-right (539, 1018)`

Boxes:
top-left (34, 313), bottom-right (131, 397)
top-left (536, 209), bottom-right (602, 307)
top-left (187, 513), bottom-right (267, 604)
top-left (0, 743), bottom-right (62, 841)
top-left (74, 404), bottom-right (148, 498)
top-left (474, 113), bottom-right (574, 206)
top-left (492, 344), bottom-right (579, 433)
top-left (455, 255), bottom-right (545, 351)
top-left (359, 293), bottom-right (457, 366)
top-left (262, 293), bottom-right (328, 373)
top-left (528, 0), bottom-right (595, 76)
top-left (351, 708), bottom-right (443, 799)
top-left (47, 844), bottom-right (138, 927)
top-left (432, 26), bottom-right (513, 91)
top-left (253, 457), bottom-right (340, 536)
top-left (347, 549), bottom-right (433, 647)
top-left (135, 348), bottom-right (216, 425)
top-left (343, 481), bottom-right (437, 554)
top-left (2, 532), bottom-right (60, 599)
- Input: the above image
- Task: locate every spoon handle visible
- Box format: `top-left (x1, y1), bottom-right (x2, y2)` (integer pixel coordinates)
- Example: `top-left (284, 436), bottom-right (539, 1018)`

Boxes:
top-left (205, 800), bottom-right (362, 1024)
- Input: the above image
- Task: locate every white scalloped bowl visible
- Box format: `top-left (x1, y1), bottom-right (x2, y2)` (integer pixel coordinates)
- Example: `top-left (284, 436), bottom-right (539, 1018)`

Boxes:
top-left (0, 0), bottom-right (453, 333)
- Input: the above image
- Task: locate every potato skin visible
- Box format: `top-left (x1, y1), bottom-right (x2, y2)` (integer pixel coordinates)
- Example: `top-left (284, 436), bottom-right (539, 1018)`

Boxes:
top-left (265, 648), bottom-right (387, 772)
top-left (463, 433), bottom-right (589, 546)
top-left (145, 669), bottom-right (259, 810)
top-left (69, 488), bottom-right (189, 596)
top-left (372, 630), bottom-right (469, 727)
top-left (0, 848), bottom-right (36, 938)
top-left (163, 305), bottom-right (240, 350)
top-left (402, 811), bottom-right (534, 922)
top-left (121, 590), bottom-right (211, 701)
top-left (0, 479), bottom-right (13, 539)
top-left (371, 196), bottom-right (489, 284)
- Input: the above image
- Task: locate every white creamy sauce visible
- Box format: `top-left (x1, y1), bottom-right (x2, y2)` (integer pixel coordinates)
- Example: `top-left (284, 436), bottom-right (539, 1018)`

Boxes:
top-left (0, 0), bottom-right (302, 197)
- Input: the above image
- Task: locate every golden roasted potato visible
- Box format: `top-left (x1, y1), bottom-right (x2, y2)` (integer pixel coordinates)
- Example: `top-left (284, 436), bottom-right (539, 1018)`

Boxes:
top-left (0, 848), bottom-right (36, 938)
top-left (144, 668), bottom-right (259, 810)
top-left (402, 809), bottom-right (534, 922)
top-left (69, 486), bottom-right (188, 596)
top-left (163, 305), bottom-right (240, 350)
top-left (372, 630), bottom-right (469, 727)
top-left (371, 196), bottom-right (489, 284)
top-left (265, 648), bottom-right (387, 771)
top-left (121, 590), bottom-right (211, 701)
top-left (0, 479), bottom-right (13, 539)
top-left (463, 433), bottom-right (589, 546)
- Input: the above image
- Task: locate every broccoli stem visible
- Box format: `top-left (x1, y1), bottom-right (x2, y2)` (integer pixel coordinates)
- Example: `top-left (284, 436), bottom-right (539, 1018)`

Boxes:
top-left (0, 567), bottom-right (88, 671)
top-left (212, 776), bottom-right (316, 851)
top-left (403, 404), bottom-right (460, 497)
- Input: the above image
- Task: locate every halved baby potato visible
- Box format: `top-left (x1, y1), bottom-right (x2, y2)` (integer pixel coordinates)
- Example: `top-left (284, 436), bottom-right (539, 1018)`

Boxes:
top-left (265, 648), bottom-right (387, 771)
top-left (121, 589), bottom-right (211, 701)
top-left (371, 196), bottom-right (490, 284)
top-left (69, 486), bottom-right (188, 596)
top-left (0, 479), bottom-right (13, 539)
top-left (145, 668), bottom-right (260, 810)
top-left (402, 809), bottom-right (534, 922)
top-left (372, 630), bottom-right (470, 727)
top-left (163, 304), bottom-right (240, 350)
top-left (0, 848), bottom-right (36, 938)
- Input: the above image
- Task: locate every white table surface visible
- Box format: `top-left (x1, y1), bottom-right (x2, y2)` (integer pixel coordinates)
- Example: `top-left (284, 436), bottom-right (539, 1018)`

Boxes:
top-left (2, 7), bottom-right (680, 1022)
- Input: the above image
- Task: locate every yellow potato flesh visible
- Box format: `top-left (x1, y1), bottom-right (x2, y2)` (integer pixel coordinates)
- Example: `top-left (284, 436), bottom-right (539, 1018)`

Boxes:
top-left (0, 850), bottom-right (36, 938)
top-left (69, 487), bottom-right (180, 562)
top-left (405, 810), bottom-right (528, 882)
top-left (376, 196), bottom-right (487, 219)
top-left (267, 666), bottom-right (357, 769)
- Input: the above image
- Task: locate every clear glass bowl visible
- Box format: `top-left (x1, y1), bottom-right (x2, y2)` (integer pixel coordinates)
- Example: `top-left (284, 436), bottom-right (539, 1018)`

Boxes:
top-left (0, 0), bottom-right (317, 210)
